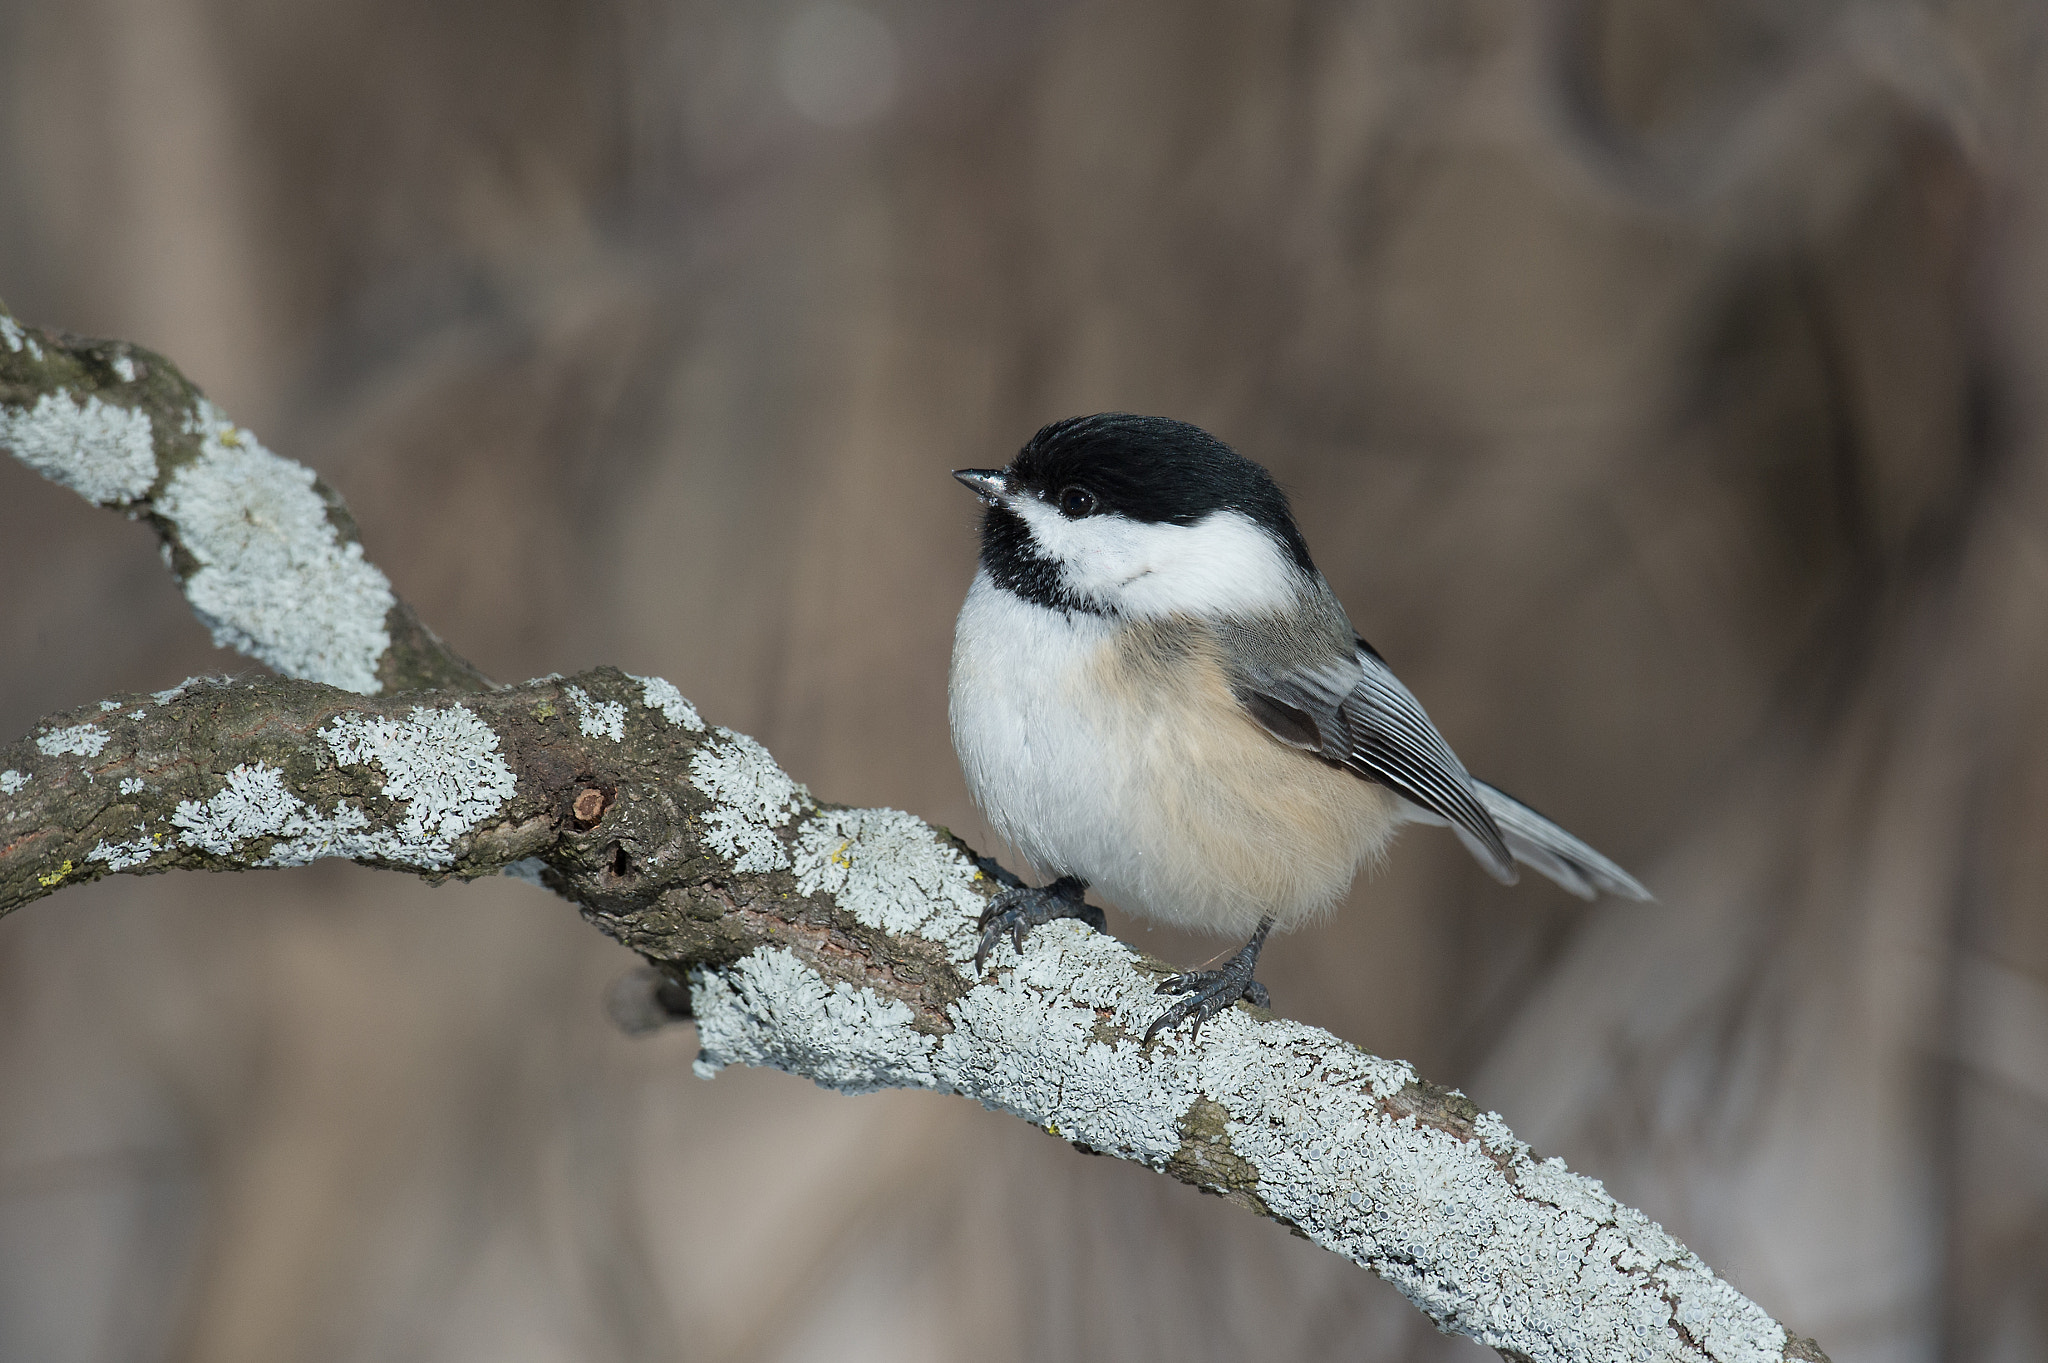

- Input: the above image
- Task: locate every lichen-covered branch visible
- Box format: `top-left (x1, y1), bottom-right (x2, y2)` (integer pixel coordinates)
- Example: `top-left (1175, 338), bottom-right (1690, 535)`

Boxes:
top-left (0, 671), bottom-right (1824, 1363)
top-left (0, 310), bottom-right (486, 694)
top-left (0, 310), bottom-right (1829, 1363)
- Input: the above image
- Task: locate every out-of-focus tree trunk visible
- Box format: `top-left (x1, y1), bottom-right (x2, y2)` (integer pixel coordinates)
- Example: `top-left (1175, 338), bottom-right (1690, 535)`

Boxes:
top-left (1, 1), bottom-right (2043, 1360)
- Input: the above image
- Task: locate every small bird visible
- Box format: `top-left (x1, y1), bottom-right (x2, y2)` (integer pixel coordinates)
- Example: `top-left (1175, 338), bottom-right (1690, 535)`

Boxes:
top-left (948, 414), bottom-right (1650, 1042)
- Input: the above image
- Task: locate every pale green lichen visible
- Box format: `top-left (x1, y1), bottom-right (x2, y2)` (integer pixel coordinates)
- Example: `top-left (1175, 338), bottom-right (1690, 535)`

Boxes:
top-left (688, 862), bottom-right (1786, 1363)
top-left (791, 806), bottom-right (983, 947)
top-left (691, 947), bottom-right (938, 1090)
top-left (319, 705), bottom-right (518, 859)
top-left (632, 673), bottom-right (704, 731)
top-left (1, 390), bottom-right (157, 505)
top-left (165, 706), bottom-right (518, 871)
top-left (1, 315), bottom-right (44, 361)
top-left (688, 730), bottom-right (808, 873)
top-left (154, 401), bottom-right (394, 694)
top-left (89, 831), bottom-right (160, 871)
top-left (565, 685), bottom-right (626, 741)
top-left (36, 724), bottom-right (110, 758)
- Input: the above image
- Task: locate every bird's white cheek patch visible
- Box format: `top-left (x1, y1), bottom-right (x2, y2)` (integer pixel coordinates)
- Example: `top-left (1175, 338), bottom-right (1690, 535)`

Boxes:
top-left (1007, 500), bottom-right (1301, 618)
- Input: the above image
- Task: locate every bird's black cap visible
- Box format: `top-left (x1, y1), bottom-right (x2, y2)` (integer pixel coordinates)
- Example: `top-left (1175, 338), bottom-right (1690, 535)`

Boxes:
top-left (1004, 414), bottom-right (1315, 571)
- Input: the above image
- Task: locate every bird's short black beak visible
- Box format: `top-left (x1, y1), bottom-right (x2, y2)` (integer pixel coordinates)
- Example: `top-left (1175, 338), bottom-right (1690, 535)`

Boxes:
top-left (952, 469), bottom-right (1008, 506)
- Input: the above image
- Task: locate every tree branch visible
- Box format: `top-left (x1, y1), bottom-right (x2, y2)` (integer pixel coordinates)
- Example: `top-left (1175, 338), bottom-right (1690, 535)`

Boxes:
top-left (0, 310), bottom-right (1829, 1363)
top-left (0, 311), bottom-right (486, 694)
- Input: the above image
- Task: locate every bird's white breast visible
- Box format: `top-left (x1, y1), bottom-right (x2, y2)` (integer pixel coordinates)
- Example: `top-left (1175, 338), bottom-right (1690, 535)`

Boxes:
top-left (949, 571), bottom-right (1125, 880)
top-left (949, 570), bottom-right (1396, 937)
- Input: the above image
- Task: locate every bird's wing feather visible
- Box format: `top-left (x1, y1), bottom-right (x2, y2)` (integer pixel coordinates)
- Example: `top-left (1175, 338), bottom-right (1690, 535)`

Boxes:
top-left (1229, 633), bottom-right (1517, 883)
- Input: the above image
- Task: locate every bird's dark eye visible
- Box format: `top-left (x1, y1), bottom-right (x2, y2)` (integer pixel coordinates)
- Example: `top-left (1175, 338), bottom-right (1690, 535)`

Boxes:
top-left (1057, 486), bottom-right (1098, 517)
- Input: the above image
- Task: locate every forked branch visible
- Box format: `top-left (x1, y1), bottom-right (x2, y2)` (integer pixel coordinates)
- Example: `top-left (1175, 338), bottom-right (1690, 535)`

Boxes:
top-left (0, 311), bottom-right (1826, 1363)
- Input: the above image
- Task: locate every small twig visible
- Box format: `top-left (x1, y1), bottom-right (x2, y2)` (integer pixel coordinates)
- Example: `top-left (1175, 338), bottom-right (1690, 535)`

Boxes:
top-left (0, 311), bottom-right (485, 693)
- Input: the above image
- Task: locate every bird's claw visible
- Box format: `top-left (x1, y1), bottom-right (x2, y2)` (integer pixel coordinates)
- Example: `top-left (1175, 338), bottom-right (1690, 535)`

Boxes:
top-left (974, 877), bottom-right (1101, 972)
top-left (1144, 965), bottom-right (1270, 1043)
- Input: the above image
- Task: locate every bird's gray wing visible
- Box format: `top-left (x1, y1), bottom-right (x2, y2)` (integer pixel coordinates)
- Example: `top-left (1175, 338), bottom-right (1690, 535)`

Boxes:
top-left (1228, 630), bottom-right (1517, 884)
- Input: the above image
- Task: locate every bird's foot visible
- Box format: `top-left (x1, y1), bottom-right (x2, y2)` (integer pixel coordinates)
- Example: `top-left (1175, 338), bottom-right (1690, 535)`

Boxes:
top-left (1144, 918), bottom-right (1275, 1043)
top-left (1144, 969), bottom-right (1270, 1043)
top-left (975, 876), bottom-right (1103, 971)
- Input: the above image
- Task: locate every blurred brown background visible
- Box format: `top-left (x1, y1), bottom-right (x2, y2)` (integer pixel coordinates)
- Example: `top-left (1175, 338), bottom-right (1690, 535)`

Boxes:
top-left (3, 1), bottom-right (2046, 1359)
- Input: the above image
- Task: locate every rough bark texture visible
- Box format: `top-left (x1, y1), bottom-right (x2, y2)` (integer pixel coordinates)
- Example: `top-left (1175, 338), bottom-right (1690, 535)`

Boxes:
top-left (0, 311), bottom-right (1830, 1363)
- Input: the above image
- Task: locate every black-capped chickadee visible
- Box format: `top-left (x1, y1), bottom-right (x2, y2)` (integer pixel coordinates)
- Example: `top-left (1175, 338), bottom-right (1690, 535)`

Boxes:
top-left (949, 414), bottom-right (1650, 1042)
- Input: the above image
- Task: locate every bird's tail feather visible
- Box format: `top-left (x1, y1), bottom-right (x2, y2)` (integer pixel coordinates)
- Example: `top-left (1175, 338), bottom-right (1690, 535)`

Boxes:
top-left (1468, 779), bottom-right (1652, 901)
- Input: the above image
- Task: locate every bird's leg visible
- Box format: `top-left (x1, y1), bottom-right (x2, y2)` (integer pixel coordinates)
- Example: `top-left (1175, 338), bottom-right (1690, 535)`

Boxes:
top-left (975, 875), bottom-right (1104, 971)
top-left (1145, 917), bottom-right (1275, 1043)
